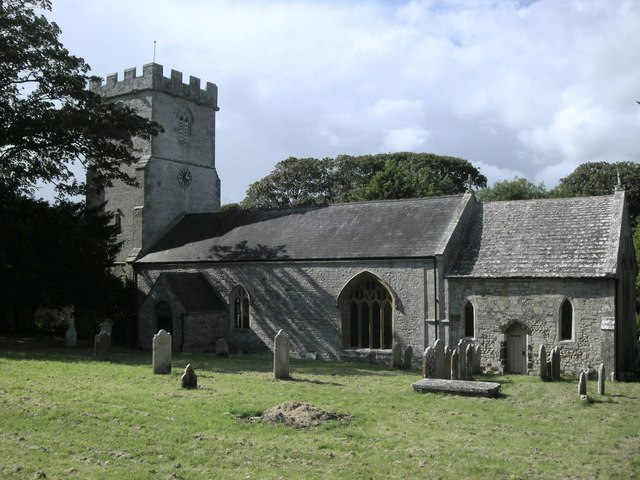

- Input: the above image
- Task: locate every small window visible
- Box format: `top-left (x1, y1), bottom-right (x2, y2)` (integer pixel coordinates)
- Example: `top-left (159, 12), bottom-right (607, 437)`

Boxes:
top-left (178, 108), bottom-right (192, 142)
top-left (464, 301), bottom-right (475, 338)
top-left (560, 299), bottom-right (573, 341)
top-left (231, 287), bottom-right (250, 329)
top-left (114, 209), bottom-right (123, 231)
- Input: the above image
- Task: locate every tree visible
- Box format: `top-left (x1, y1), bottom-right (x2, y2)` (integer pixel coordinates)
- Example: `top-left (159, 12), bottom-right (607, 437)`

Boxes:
top-left (241, 152), bottom-right (486, 209)
top-left (476, 177), bottom-right (548, 202)
top-left (0, 0), bottom-right (161, 197)
top-left (551, 161), bottom-right (640, 222)
top-left (354, 152), bottom-right (486, 201)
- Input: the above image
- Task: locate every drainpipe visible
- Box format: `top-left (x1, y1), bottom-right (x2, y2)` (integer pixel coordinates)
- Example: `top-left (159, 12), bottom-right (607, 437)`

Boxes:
top-left (433, 256), bottom-right (439, 342)
top-left (180, 313), bottom-right (186, 353)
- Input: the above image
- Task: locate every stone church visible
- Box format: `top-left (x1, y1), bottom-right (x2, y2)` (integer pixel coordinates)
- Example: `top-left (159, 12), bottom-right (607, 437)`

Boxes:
top-left (90, 64), bottom-right (637, 378)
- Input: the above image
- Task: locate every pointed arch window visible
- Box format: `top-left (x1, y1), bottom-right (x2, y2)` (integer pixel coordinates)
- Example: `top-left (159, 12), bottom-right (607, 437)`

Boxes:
top-left (560, 298), bottom-right (573, 341)
top-left (464, 301), bottom-right (475, 338)
top-left (178, 108), bottom-right (192, 142)
top-left (340, 273), bottom-right (394, 349)
top-left (231, 287), bottom-right (250, 330)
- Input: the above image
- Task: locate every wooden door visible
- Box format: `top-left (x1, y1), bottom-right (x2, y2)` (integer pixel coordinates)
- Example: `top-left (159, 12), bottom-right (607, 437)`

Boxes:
top-left (507, 323), bottom-right (527, 374)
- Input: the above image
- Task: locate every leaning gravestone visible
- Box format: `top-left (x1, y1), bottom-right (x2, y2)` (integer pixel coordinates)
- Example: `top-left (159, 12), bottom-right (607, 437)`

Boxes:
top-left (181, 364), bottom-right (198, 389)
top-left (403, 345), bottom-right (413, 370)
top-left (597, 364), bottom-right (605, 395)
top-left (551, 347), bottom-right (561, 381)
top-left (465, 344), bottom-right (474, 380)
top-left (422, 347), bottom-right (435, 378)
top-left (391, 341), bottom-right (403, 369)
top-left (444, 346), bottom-right (452, 379)
top-left (94, 331), bottom-right (111, 361)
top-left (538, 344), bottom-right (549, 380)
top-left (433, 339), bottom-right (446, 379)
top-left (473, 344), bottom-right (481, 374)
top-left (450, 349), bottom-right (459, 380)
top-left (65, 324), bottom-right (77, 348)
top-left (578, 371), bottom-right (587, 400)
top-left (215, 338), bottom-right (229, 357)
top-left (273, 329), bottom-right (290, 380)
top-left (152, 329), bottom-right (172, 374)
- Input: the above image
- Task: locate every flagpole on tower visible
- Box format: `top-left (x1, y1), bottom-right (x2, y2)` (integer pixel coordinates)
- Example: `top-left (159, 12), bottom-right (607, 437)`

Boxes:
top-left (153, 41), bottom-right (157, 63)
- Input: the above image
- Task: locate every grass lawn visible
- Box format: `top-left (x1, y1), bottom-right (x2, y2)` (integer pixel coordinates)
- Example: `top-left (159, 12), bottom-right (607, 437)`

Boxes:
top-left (0, 337), bottom-right (639, 479)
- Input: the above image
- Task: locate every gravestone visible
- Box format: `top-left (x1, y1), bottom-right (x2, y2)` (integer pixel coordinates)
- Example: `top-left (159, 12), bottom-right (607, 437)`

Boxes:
top-left (465, 344), bottom-right (474, 380)
top-left (422, 347), bottom-right (435, 378)
top-left (273, 329), bottom-right (290, 380)
top-left (551, 347), bottom-right (561, 381)
top-left (597, 364), bottom-right (605, 395)
top-left (444, 346), bottom-right (452, 379)
top-left (538, 344), bottom-right (548, 380)
top-left (450, 349), bottom-right (459, 380)
top-left (578, 371), bottom-right (587, 399)
top-left (433, 339), bottom-right (446, 379)
top-left (457, 341), bottom-right (467, 380)
top-left (181, 364), bottom-right (197, 389)
top-left (94, 331), bottom-right (110, 361)
top-left (391, 341), bottom-right (403, 369)
top-left (403, 345), bottom-right (413, 370)
top-left (215, 338), bottom-right (229, 357)
top-left (474, 344), bottom-right (482, 374)
top-left (152, 329), bottom-right (172, 374)
top-left (99, 320), bottom-right (113, 336)
top-left (65, 324), bottom-right (77, 348)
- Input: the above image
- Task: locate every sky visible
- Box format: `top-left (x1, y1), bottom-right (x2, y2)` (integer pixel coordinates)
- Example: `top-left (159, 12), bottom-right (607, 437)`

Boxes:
top-left (46, 0), bottom-right (640, 205)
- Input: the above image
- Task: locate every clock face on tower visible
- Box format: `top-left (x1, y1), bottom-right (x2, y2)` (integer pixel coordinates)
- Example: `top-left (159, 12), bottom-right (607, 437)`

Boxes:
top-left (177, 167), bottom-right (192, 189)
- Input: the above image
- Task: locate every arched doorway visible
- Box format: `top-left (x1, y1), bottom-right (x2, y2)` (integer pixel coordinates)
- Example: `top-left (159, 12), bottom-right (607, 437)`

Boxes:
top-left (506, 322), bottom-right (527, 374)
top-left (155, 301), bottom-right (173, 334)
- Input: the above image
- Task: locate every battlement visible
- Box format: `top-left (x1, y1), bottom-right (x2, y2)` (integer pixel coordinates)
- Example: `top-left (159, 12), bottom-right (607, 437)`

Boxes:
top-left (89, 63), bottom-right (218, 109)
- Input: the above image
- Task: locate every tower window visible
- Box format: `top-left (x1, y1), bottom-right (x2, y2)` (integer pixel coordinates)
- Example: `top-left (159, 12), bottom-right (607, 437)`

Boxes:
top-left (178, 108), bottom-right (192, 142)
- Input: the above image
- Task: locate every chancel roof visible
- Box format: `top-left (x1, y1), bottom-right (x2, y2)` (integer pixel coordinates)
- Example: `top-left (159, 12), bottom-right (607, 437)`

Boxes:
top-left (137, 195), bottom-right (470, 264)
top-left (447, 194), bottom-right (622, 278)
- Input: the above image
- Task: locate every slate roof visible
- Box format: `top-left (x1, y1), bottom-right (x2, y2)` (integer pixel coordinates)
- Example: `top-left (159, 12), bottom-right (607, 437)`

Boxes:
top-left (447, 195), bottom-right (620, 278)
top-left (161, 272), bottom-right (226, 311)
top-left (137, 195), bottom-right (470, 264)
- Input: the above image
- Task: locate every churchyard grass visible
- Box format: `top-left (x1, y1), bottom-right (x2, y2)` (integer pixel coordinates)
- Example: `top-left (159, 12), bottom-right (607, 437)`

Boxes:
top-left (0, 338), bottom-right (639, 479)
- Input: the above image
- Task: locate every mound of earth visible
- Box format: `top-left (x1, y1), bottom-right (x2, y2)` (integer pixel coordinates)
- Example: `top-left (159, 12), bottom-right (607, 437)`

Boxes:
top-left (260, 401), bottom-right (350, 428)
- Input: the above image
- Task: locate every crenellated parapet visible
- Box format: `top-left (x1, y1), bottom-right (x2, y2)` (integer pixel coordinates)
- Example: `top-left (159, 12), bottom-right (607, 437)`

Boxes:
top-left (89, 63), bottom-right (218, 109)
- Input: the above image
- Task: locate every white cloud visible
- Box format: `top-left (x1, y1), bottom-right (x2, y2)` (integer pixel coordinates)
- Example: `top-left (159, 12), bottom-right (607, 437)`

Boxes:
top-left (46, 0), bottom-right (640, 203)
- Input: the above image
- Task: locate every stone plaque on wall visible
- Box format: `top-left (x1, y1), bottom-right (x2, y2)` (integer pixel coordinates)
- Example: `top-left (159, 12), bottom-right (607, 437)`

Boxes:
top-left (600, 317), bottom-right (615, 331)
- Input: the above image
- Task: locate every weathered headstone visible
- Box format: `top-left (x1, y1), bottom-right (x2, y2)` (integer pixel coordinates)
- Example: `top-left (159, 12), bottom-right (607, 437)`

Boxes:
top-left (181, 364), bottom-right (198, 389)
top-left (215, 338), bottom-right (229, 357)
top-left (403, 345), bottom-right (413, 370)
top-left (94, 331), bottom-right (111, 361)
top-left (551, 347), bottom-right (561, 381)
top-left (597, 364), bottom-right (605, 395)
top-left (433, 339), bottom-right (446, 379)
top-left (578, 371), bottom-right (587, 399)
top-left (152, 329), bottom-right (172, 374)
top-left (391, 341), bottom-right (403, 369)
top-left (457, 340), bottom-right (467, 380)
top-left (273, 329), bottom-right (290, 380)
top-left (538, 344), bottom-right (548, 380)
top-left (444, 346), bottom-right (452, 379)
top-left (450, 349), bottom-right (459, 380)
top-left (65, 324), bottom-right (77, 348)
top-left (465, 344), bottom-right (474, 380)
top-left (474, 344), bottom-right (482, 374)
top-left (422, 347), bottom-right (435, 378)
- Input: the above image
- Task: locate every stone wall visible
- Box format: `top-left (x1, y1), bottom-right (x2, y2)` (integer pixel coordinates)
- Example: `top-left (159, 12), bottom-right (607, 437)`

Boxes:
top-left (136, 259), bottom-right (434, 361)
top-left (447, 277), bottom-right (616, 376)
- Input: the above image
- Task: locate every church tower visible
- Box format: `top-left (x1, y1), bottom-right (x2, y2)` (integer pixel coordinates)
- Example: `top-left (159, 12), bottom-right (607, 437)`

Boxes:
top-left (88, 64), bottom-right (220, 277)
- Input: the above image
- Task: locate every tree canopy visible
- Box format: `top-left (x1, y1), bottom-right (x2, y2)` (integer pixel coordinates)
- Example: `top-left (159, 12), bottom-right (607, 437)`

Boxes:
top-left (241, 152), bottom-right (486, 209)
top-left (476, 177), bottom-right (548, 202)
top-left (0, 0), bottom-right (161, 197)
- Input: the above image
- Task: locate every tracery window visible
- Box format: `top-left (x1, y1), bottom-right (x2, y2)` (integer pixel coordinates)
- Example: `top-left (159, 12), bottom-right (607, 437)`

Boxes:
top-left (341, 274), bottom-right (393, 349)
top-left (464, 301), bottom-right (475, 338)
top-left (559, 298), bottom-right (573, 341)
top-left (178, 108), bottom-right (192, 142)
top-left (231, 287), bottom-right (250, 330)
